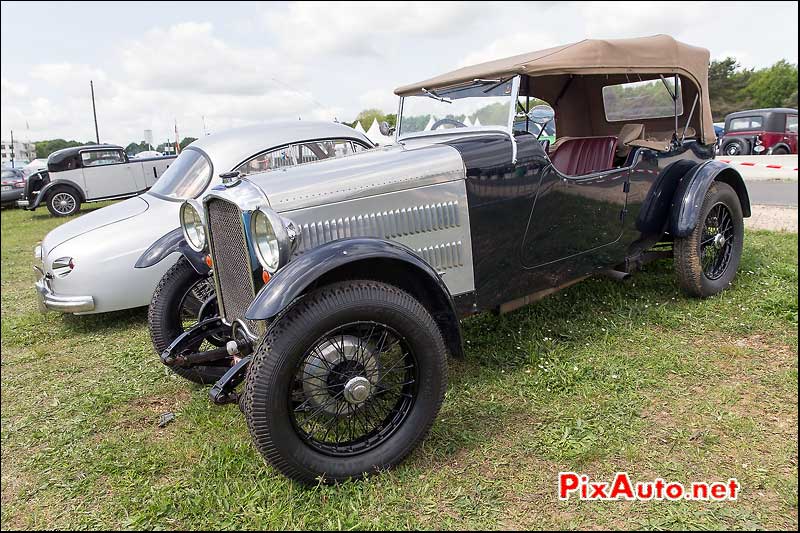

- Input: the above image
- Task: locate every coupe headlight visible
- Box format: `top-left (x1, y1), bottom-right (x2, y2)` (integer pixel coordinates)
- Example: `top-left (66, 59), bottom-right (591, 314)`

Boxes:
top-left (180, 201), bottom-right (206, 252)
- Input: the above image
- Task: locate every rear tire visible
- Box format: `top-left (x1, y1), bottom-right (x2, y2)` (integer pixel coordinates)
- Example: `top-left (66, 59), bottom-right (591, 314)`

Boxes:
top-left (771, 146), bottom-right (789, 155)
top-left (46, 187), bottom-right (81, 217)
top-left (721, 139), bottom-right (747, 156)
top-left (674, 182), bottom-right (744, 297)
top-left (148, 257), bottom-right (229, 384)
top-left (243, 280), bottom-right (448, 485)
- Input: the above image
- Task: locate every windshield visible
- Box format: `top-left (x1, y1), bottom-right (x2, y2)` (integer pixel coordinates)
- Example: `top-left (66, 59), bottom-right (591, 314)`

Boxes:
top-left (148, 148), bottom-right (212, 200)
top-left (398, 78), bottom-right (517, 138)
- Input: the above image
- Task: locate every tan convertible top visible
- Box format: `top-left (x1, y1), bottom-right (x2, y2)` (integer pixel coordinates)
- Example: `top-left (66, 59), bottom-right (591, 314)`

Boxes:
top-left (395, 35), bottom-right (714, 142)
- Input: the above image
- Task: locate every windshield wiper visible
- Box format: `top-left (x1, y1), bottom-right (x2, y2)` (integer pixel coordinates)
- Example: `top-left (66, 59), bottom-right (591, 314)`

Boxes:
top-left (421, 87), bottom-right (452, 104)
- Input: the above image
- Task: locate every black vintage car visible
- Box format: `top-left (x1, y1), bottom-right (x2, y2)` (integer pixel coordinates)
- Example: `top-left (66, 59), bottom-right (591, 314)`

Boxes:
top-left (146, 35), bottom-right (750, 484)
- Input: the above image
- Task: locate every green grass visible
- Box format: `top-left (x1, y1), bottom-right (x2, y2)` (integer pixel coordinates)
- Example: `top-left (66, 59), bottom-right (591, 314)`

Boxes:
top-left (1, 204), bottom-right (797, 530)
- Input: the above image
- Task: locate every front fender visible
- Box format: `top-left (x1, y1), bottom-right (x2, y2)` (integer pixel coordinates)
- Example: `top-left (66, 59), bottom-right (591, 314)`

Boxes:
top-left (30, 180), bottom-right (84, 210)
top-left (134, 227), bottom-right (210, 275)
top-left (669, 160), bottom-right (751, 238)
top-left (245, 238), bottom-right (454, 321)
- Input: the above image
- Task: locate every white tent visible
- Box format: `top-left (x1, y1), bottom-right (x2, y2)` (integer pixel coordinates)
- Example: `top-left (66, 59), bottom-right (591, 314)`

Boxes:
top-left (353, 121), bottom-right (366, 134)
top-left (366, 118), bottom-right (394, 145)
top-left (462, 116), bottom-right (473, 127)
top-left (473, 116), bottom-right (482, 127)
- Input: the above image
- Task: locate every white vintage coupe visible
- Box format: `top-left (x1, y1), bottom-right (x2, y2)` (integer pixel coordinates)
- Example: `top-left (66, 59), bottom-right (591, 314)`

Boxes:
top-left (34, 121), bottom-right (372, 314)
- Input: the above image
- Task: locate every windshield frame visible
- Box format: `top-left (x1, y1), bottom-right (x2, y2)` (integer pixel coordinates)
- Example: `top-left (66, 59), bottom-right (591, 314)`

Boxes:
top-left (147, 147), bottom-right (214, 203)
top-left (396, 75), bottom-right (521, 142)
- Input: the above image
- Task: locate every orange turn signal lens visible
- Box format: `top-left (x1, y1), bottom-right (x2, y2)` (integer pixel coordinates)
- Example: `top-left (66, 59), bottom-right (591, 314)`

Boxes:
top-left (262, 270), bottom-right (271, 284)
top-left (205, 255), bottom-right (213, 268)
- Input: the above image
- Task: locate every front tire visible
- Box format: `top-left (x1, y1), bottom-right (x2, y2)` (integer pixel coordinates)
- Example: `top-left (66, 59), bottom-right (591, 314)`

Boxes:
top-left (243, 280), bottom-right (448, 485)
top-left (46, 187), bottom-right (81, 217)
top-left (148, 257), bottom-right (229, 384)
top-left (674, 182), bottom-right (744, 297)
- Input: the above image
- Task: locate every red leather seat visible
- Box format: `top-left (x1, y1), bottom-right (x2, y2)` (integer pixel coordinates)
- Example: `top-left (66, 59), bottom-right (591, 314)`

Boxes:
top-left (550, 136), bottom-right (618, 176)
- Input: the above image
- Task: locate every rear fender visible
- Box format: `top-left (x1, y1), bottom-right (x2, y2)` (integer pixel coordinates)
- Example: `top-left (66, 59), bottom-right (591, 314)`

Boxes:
top-left (669, 160), bottom-right (751, 238)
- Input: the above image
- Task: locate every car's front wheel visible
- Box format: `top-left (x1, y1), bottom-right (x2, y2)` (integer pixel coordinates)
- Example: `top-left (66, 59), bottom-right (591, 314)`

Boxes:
top-left (243, 280), bottom-right (448, 485)
top-left (148, 257), bottom-right (230, 384)
top-left (46, 187), bottom-right (81, 217)
top-left (674, 182), bottom-right (744, 297)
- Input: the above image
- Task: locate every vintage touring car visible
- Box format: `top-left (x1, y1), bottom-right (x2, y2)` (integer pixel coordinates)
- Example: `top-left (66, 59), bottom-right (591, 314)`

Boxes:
top-left (152, 35), bottom-right (750, 484)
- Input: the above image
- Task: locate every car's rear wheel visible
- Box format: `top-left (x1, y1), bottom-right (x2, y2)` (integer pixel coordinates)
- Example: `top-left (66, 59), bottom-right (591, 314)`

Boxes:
top-left (243, 280), bottom-right (447, 485)
top-left (148, 257), bottom-right (230, 384)
top-left (771, 146), bottom-right (789, 155)
top-left (674, 182), bottom-right (744, 297)
top-left (46, 187), bottom-right (81, 217)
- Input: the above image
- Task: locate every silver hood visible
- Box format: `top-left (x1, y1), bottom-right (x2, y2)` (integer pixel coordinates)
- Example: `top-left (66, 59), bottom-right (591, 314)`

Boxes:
top-left (244, 142), bottom-right (466, 213)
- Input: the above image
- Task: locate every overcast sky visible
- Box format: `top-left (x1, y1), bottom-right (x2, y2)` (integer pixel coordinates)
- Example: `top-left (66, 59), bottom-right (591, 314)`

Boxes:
top-left (1, 1), bottom-right (797, 146)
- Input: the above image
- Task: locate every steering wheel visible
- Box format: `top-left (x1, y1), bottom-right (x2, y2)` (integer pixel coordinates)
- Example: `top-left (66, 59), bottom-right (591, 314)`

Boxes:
top-left (431, 118), bottom-right (467, 130)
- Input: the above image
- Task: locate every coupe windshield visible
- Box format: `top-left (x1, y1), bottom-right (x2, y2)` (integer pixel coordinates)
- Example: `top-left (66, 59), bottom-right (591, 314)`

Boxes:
top-left (148, 148), bottom-right (212, 200)
top-left (398, 78), bottom-right (517, 137)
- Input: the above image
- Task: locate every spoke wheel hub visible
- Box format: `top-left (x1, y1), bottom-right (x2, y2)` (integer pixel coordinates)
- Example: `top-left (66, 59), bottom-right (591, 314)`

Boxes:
top-left (343, 376), bottom-right (372, 404)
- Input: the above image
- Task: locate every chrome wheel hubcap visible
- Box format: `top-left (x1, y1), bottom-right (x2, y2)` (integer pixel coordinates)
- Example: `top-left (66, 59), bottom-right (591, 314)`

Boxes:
top-left (343, 376), bottom-right (371, 404)
top-left (713, 233), bottom-right (726, 249)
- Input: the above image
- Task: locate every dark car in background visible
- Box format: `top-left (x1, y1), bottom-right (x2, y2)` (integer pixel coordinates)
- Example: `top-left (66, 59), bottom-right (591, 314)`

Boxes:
top-left (719, 107), bottom-right (798, 156)
top-left (1, 167), bottom-right (27, 207)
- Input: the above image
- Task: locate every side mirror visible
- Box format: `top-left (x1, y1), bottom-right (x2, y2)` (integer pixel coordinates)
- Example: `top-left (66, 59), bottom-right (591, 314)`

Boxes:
top-left (379, 121), bottom-right (396, 137)
top-left (528, 104), bottom-right (555, 125)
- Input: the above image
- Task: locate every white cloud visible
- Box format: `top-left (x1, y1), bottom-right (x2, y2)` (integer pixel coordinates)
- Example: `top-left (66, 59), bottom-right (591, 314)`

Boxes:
top-left (458, 32), bottom-right (560, 68)
top-left (263, 1), bottom-right (483, 58)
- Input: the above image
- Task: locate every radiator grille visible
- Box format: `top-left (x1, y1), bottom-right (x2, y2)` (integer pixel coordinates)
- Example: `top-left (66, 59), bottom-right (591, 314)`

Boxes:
top-left (206, 199), bottom-right (260, 333)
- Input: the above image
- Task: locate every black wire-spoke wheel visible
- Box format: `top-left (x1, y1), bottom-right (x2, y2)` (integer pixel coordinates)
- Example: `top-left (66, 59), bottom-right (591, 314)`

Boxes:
top-left (243, 280), bottom-right (447, 485)
top-left (699, 203), bottom-right (735, 280)
top-left (675, 182), bottom-right (744, 297)
top-left (291, 322), bottom-right (417, 456)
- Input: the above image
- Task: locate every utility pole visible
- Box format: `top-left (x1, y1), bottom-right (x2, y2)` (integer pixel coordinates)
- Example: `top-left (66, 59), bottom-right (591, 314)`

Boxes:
top-left (9, 129), bottom-right (15, 168)
top-left (90, 80), bottom-right (100, 144)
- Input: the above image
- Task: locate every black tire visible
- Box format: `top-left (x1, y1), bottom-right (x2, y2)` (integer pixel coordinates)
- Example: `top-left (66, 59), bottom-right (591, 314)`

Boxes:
top-left (148, 257), bottom-right (229, 384)
top-left (46, 187), bottom-right (81, 217)
top-left (721, 139), bottom-right (747, 156)
top-left (771, 146), bottom-right (789, 155)
top-left (243, 280), bottom-right (448, 485)
top-left (674, 182), bottom-right (744, 297)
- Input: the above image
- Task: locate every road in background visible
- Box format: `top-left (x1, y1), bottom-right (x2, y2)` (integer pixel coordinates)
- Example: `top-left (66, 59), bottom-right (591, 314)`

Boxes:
top-left (746, 180), bottom-right (798, 206)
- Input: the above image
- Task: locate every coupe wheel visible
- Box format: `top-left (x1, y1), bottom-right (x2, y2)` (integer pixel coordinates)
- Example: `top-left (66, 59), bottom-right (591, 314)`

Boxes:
top-left (243, 280), bottom-right (447, 485)
top-left (148, 257), bottom-right (230, 384)
top-left (674, 182), bottom-right (744, 297)
top-left (46, 188), bottom-right (80, 217)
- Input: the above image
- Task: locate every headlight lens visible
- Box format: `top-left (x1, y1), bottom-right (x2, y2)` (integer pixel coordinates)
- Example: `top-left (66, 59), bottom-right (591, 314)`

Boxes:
top-left (251, 209), bottom-right (280, 273)
top-left (180, 201), bottom-right (206, 252)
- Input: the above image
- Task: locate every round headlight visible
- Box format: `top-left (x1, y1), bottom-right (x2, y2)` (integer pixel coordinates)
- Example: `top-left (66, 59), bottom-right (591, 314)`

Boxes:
top-left (251, 209), bottom-right (281, 273)
top-left (180, 201), bottom-right (206, 252)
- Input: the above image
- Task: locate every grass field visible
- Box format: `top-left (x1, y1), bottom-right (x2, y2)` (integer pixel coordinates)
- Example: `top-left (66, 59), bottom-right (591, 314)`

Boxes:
top-left (1, 203), bottom-right (797, 530)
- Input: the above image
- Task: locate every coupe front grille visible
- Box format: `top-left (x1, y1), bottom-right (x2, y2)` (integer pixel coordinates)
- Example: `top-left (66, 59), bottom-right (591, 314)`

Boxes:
top-left (206, 198), bottom-right (260, 333)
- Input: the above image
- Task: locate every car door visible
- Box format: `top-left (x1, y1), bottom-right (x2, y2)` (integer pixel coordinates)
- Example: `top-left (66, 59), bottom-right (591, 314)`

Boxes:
top-left (520, 148), bottom-right (629, 277)
top-left (80, 149), bottom-right (138, 200)
top-left (785, 114), bottom-right (798, 153)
